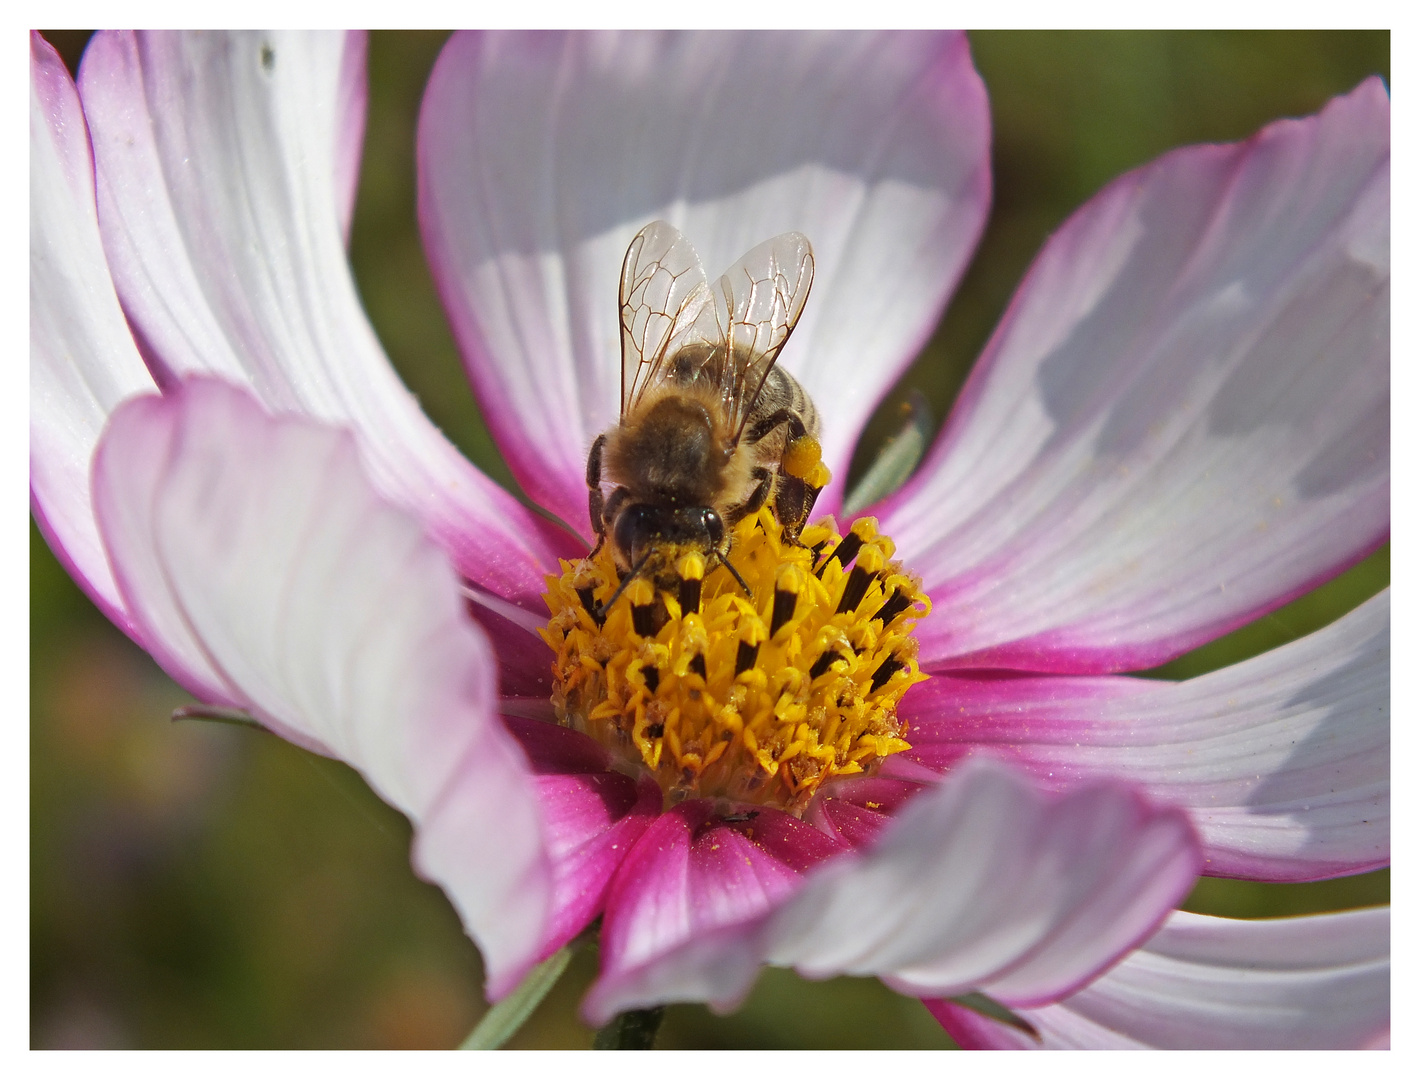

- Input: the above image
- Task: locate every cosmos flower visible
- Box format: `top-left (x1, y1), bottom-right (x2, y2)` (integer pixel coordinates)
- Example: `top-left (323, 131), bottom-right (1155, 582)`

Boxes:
top-left (30, 30), bottom-right (1389, 1049)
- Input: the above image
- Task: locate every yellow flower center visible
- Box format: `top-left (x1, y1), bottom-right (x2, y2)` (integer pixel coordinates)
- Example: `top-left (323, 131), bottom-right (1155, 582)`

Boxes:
top-left (540, 508), bottom-right (929, 815)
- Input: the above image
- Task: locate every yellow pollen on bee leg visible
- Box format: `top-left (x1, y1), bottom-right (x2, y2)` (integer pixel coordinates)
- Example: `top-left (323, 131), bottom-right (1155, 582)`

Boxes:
top-left (781, 435), bottom-right (823, 480)
top-left (542, 507), bottom-right (930, 814)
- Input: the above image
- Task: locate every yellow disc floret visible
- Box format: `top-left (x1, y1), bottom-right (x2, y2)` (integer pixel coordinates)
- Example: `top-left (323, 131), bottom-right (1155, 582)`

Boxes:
top-left (540, 508), bottom-right (930, 815)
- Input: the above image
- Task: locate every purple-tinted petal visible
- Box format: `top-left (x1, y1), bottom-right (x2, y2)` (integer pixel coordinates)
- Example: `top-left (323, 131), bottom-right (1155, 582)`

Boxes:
top-left (808, 776), bottom-right (925, 848)
top-left (78, 30), bottom-right (577, 606)
top-left (899, 589), bottom-right (1389, 882)
top-left (419, 30), bottom-right (991, 535)
top-left (90, 378), bottom-right (555, 996)
top-left (929, 906), bottom-right (1389, 1049)
top-left (585, 800), bottom-right (847, 1023)
top-left (585, 758), bottom-right (1198, 1020)
top-left (764, 758), bottom-right (1199, 1006)
top-left (502, 718), bottom-right (661, 965)
top-left (881, 79), bottom-right (1389, 674)
top-left (29, 32), bottom-right (157, 636)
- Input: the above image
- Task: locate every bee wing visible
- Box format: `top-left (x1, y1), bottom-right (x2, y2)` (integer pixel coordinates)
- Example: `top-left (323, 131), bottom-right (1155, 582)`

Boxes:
top-left (619, 221), bottom-right (714, 416)
top-left (693, 232), bottom-right (815, 439)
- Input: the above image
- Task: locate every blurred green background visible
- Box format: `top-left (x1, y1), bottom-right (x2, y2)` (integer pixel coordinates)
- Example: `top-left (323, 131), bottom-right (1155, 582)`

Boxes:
top-left (32, 31), bottom-right (1389, 1048)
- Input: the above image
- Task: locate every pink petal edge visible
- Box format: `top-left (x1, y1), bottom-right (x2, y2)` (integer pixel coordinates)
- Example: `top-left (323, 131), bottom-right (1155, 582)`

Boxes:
top-left (881, 78), bottom-right (1389, 675)
top-left (418, 29), bottom-right (991, 536)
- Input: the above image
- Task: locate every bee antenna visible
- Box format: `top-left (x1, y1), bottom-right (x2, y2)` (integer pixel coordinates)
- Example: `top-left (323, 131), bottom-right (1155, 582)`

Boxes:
top-left (718, 555), bottom-right (752, 597)
top-left (595, 552), bottom-right (650, 621)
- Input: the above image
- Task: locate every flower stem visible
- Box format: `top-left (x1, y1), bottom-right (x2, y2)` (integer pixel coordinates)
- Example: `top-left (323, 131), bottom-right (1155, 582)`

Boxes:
top-left (459, 946), bottom-right (574, 1050)
top-left (593, 1007), bottom-right (665, 1049)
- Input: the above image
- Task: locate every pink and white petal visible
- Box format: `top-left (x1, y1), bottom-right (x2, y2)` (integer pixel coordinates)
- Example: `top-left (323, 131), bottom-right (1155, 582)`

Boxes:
top-left (91, 378), bottom-right (555, 995)
top-left (29, 32), bottom-right (158, 636)
top-left (501, 718), bottom-right (662, 966)
top-left (77, 30), bottom-right (577, 605)
top-left (333, 29), bottom-right (367, 241)
top-left (899, 589), bottom-right (1389, 882)
top-left (586, 758), bottom-right (1198, 1021)
top-left (764, 757), bottom-right (1200, 1006)
top-left (881, 78), bottom-right (1389, 673)
top-left (929, 906), bottom-right (1390, 1049)
top-left (419, 30), bottom-right (991, 535)
top-left (585, 801), bottom-right (847, 1023)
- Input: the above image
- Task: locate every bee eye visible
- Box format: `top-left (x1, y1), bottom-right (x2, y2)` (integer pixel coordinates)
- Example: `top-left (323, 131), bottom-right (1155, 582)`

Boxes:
top-left (615, 504), bottom-right (660, 561)
top-left (703, 509), bottom-right (725, 547)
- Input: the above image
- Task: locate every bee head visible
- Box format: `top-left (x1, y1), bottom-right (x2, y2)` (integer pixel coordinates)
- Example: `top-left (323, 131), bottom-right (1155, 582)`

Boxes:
top-left (613, 504), bottom-right (726, 581)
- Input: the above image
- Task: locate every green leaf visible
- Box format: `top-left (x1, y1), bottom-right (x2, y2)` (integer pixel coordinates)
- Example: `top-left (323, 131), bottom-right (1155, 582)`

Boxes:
top-left (460, 946), bottom-right (574, 1049)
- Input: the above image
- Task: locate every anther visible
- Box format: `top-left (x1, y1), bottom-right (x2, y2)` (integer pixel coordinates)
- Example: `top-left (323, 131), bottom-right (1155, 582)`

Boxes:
top-left (871, 587), bottom-right (913, 626)
top-left (816, 533), bottom-right (862, 578)
top-left (735, 640), bottom-right (761, 676)
top-left (836, 565), bottom-right (877, 614)
top-left (575, 584), bottom-right (604, 626)
top-left (679, 577), bottom-right (702, 616)
top-left (871, 654), bottom-right (906, 692)
top-left (632, 600), bottom-right (667, 638)
top-left (676, 552), bottom-right (706, 615)
top-left (815, 518), bottom-right (877, 578)
top-left (809, 649), bottom-right (844, 680)
top-left (771, 563), bottom-right (806, 637)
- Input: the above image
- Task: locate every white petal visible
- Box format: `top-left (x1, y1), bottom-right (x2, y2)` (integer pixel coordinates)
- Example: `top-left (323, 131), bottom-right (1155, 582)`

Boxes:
top-left (29, 32), bottom-right (157, 633)
top-left (765, 758), bottom-right (1199, 1005)
top-left (78, 30), bottom-right (575, 605)
top-left (90, 378), bottom-right (554, 994)
top-left (332, 30), bottom-right (367, 241)
top-left (901, 590), bottom-right (1390, 882)
top-left (882, 79), bottom-right (1389, 673)
top-left (585, 758), bottom-right (1199, 1017)
top-left (419, 30), bottom-right (991, 535)
top-left (931, 906), bottom-right (1389, 1049)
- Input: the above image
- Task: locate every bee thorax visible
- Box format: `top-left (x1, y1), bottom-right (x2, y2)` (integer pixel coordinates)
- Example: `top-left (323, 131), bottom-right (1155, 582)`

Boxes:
top-left (603, 394), bottom-right (730, 506)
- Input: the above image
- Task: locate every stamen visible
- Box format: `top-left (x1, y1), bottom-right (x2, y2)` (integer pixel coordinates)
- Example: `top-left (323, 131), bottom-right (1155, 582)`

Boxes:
top-left (676, 552), bottom-right (704, 615)
top-left (871, 587), bottom-right (913, 627)
top-left (809, 649), bottom-right (844, 680)
top-left (576, 584), bottom-right (602, 624)
top-left (736, 640), bottom-right (761, 676)
top-left (815, 517), bottom-right (875, 578)
top-left (541, 508), bottom-right (930, 814)
top-left (870, 654), bottom-right (906, 692)
top-left (771, 563), bottom-right (804, 638)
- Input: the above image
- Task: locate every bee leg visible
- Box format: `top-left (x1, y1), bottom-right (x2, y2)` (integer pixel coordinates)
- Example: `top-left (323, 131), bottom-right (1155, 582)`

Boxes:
top-left (744, 408), bottom-right (804, 446)
top-left (745, 410), bottom-right (825, 539)
top-left (774, 473), bottom-right (813, 544)
top-left (586, 433), bottom-right (608, 547)
top-left (724, 467), bottom-right (773, 527)
top-left (589, 486), bottom-right (630, 561)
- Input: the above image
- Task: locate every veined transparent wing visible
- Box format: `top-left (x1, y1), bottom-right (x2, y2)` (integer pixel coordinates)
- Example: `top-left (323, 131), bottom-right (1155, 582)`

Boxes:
top-left (688, 232), bottom-right (815, 439)
top-left (618, 221), bottom-right (713, 416)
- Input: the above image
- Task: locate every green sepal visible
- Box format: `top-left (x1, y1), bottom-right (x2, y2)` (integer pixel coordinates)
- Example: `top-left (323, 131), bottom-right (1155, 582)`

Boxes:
top-left (171, 704), bottom-right (269, 733)
top-left (947, 991), bottom-right (1042, 1042)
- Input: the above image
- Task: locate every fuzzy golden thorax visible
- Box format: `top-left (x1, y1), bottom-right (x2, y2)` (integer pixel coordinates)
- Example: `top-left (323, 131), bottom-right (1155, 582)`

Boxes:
top-left (601, 387), bottom-right (754, 510)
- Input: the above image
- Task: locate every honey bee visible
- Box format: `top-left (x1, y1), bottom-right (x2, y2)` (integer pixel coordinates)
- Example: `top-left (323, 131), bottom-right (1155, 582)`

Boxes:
top-left (586, 221), bottom-right (825, 607)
